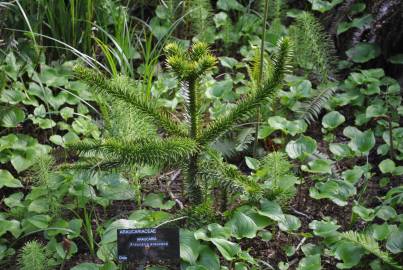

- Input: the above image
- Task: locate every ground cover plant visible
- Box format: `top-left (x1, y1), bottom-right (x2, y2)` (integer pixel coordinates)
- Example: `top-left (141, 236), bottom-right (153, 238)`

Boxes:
top-left (0, 0), bottom-right (402, 269)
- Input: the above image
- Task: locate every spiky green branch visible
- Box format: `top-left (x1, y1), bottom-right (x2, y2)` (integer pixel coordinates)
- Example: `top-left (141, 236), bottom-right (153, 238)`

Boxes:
top-left (198, 37), bottom-right (293, 145)
top-left (68, 137), bottom-right (198, 167)
top-left (73, 66), bottom-right (187, 137)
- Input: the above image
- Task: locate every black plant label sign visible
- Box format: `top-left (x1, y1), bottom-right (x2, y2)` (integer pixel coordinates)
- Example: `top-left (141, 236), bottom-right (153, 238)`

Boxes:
top-left (117, 228), bottom-right (180, 263)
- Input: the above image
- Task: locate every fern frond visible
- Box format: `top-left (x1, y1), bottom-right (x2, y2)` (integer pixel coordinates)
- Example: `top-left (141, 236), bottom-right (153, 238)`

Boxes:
top-left (341, 231), bottom-right (402, 269)
top-left (200, 149), bottom-right (263, 200)
top-left (296, 85), bottom-right (337, 124)
top-left (73, 66), bottom-right (187, 137)
top-left (184, 0), bottom-right (213, 41)
top-left (198, 37), bottom-right (293, 145)
top-left (198, 166), bottom-right (245, 194)
top-left (199, 162), bottom-right (263, 200)
top-left (30, 155), bottom-right (55, 186)
top-left (103, 99), bottom-right (158, 139)
top-left (67, 137), bottom-right (198, 168)
top-left (246, 48), bottom-right (273, 90)
top-left (259, 151), bottom-right (291, 183)
top-left (291, 12), bottom-right (335, 81)
top-left (256, 151), bottom-right (297, 204)
top-left (212, 128), bottom-right (256, 159)
top-left (257, 0), bottom-right (284, 21)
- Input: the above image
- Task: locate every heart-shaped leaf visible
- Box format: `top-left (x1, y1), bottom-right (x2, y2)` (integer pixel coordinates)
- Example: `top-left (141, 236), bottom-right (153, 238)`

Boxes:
top-left (143, 193), bottom-right (175, 210)
top-left (0, 169), bottom-right (23, 188)
top-left (322, 111), bottom-right (345, 130)
top-left (346, 43), bottom-right (381, 63)
top-left (343, 126), bottom-right (375, 155)
top-left (386, 229), bottom-right (403, 254)
top-left (0, 107), bottom-right (25, 127)
top-left (379, 159), bottom-right (396, 174)
top-left (181, 229), bottom-right (201, 264)
top-left (226, 212), bottom-right (258, 239)
top-left (286, 136), bottom-right (317, 160)
top-left (302, 159), bottom-right (333, 174)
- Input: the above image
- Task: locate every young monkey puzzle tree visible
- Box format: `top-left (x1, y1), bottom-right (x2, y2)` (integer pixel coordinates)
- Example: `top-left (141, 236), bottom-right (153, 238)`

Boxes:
top-left (70, 37), bottom-right (292, 205)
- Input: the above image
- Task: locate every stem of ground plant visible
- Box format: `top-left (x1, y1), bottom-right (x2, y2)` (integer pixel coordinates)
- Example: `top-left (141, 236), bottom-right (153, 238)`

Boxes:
top-left (253, 0), bottom-right (269, 157)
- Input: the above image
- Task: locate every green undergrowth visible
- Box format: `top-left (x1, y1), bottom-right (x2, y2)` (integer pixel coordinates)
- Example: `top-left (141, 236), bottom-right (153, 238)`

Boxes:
top-left (0, 0), bottom-right (402, 269)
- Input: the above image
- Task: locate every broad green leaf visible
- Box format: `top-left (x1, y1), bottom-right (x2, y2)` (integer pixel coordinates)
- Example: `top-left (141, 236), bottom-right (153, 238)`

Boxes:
top-left (143, 193), bottom-right (175, 210)
top-left (388, 54), bottom-right (403, 64)
top-left (301, 244), bottom-right (322, 256)
top-left (343, 126), bottom-right (375, 154)
top-left (243, 211), bottom-right (271, 230)
top-left (31, 117), bottom-right (56, 129)
top-left (49, 134), bottom-right (64, 146)
top-left (346, 43), bottom-right (380, 63)
top-left (33, 104), bottom-right (46, 117)
top-left (217, 0), bottom-right (244, 11)
top-left (198, 246), bottom-right (220, 270)
top-left (0, 169), bottom-right (23, 188)
top-left (258, 230), bottom-right (272, 241)
top-left (366, 105), bottom-right (387, 118)
top-left (375, 205), bottom-right (396, 221)
top-left (301, 159), bottom-right (333, 174)
top-left (28, 198), bottom-right (49, 213)
top-left (386, 229), bottom-right (403, 254)
top-left (268, 116), bottom-right (307, 136)
top-left (258, 199), bottom-right (283, 221)
top-left (4, 192), bottom-right (24, 208)
top-left (206, 79), bottom-right (233, 99)
top-left (128, 210), bottom-right (170, 228)
top-left (329, 143), bottom-right (353, 158)
top-left (337, 14), bottom-right (373, 35)
top-left (322, 111), bottom-right (345, 129)
top-left (310, 180), bottom-right (356, 206)
top-left (309, 220), bottom-right (340, 238)
top-left (3, 52), bottom-right (21, 80)
top-left (96, 242), bottom-right (116, 262)
top-left (286, 136), bottom-right (317, 160)
top-left (234, 262), bottom-right (248, 270)
top-left (371, 223), bottom-right (390, 241)
top-left (181, 229), bottom-right (201, 264)
top-left (97, 173), bottom-right (135, 201)
top-left (11, 153), bottom-right (35, 173)
top-left (278, 214), bottom-right (301, 232)
top-left (285, 246), bottom-right (298, 258)
top-left (101, 219), bottom-right (139, 244)
top-left (352, 205), bottom-right (375, 222)
top-left (63, 131), bottom-right (80, 144)
top-left (213, 12), bottom-right (229, 28)
top-left (297, 254), bottom-right (321, 270)
top-left (25, 214), bottom-right (51, 230)
top-left (334, 240), bottom-right (365, 269)
top-left (38, 65), bottom-right (69, 87)
top-left (350, 3), bottom-right (366, 14)
top-left (60, 107), bottom-right (75, 120)
top-left (245, 156), bottom-right (260, 170)
top-left (226, 212), bottom-right (258, 239)
top-left (207, 223), bottom-right (231, 239)
top-left (308, 0), bottom-right (343, 13)
top-left (379, 159), bottom-right (396, 174)
top-left (342, 166), bottom-right (363, 184)
top-left (210, 238), bottom-right (240, 261)
top-left (0, 107), bottom-right (25, 127)
top-left (219, 57), bottom-right (239, 69)
top-left (0, 219), bottom-right (21, 238)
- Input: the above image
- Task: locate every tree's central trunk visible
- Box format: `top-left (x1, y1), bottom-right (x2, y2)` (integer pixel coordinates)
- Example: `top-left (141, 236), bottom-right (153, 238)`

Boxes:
top-left (187, 80), bottom-right (202, 204)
